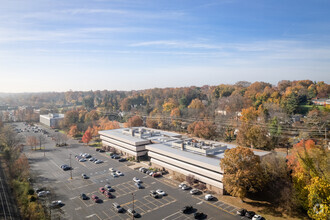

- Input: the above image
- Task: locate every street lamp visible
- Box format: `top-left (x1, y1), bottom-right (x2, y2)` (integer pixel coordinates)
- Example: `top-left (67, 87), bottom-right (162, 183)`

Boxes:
top-left (69, 153), bottom-right (72, 180)
top-left (132, 193), bottom-right (135, 220)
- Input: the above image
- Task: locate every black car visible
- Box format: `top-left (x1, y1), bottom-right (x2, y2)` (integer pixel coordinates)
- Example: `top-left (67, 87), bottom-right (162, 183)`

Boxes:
top-left (99, 149), bottom-right (105, 153)
top-left (81, 193), bottom-right (88, 200)
top-left (118, 158), bottom-right (126, 162)
top-left (149, 191), bottom-right (160, 198)
top-left (111, 155), bottom-right (120, 159)
top-left (181, 206), bottom-right (193, 214)
top-left (245, 211), bottom-right (256, 219)
top-left (60, 165), bottom-right (71, 171)
top-left (236, 208), bottom-right (247, 216)
top-left (194, 212), bottom-right (207, 219)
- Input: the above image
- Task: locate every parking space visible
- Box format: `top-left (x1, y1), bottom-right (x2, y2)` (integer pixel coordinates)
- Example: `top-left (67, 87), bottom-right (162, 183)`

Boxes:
top-left (162, 210), bottom-right (192, 220)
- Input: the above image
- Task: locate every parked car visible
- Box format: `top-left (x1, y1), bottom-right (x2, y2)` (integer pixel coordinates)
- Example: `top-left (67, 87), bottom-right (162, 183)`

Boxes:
top-left (133, 177), bottom-right (142, 183)
top-left (135, 183), bottom-right (143, 189)
top-left (103, 191), bottom-right (113, 198)
top-left (99, 187), bottom-right (106, 193)
top-left (148, 171), bottom-right (154, 176)
top-left (109, 167), bottom-right (116, 172)
top-left (112, 203), bottom-right (124, 213)
top-left (236, 208), bottom-right (247, 216)
top-left (150, 190), bottom-right (161, 198)
top-left (179, 183), bottom-right (186, 188)
top-left (111, 173), bottom-right (118, 177)
top-left (105, 185), bottom-right (115, 192)
top-left (91, 195), bottom-right (101, 203)
top-left (89, 157), bottom-right (96, 161)
top-left (37, 191), bottom-right (50, 197)
top-left (204, 194), bottom-right (215, 201)
top-left (82, 174), bottom-right (89, 179)
top-left (96, 148), bottom-right (101, 151)
top-left (127, 208), bottom-right (140, 218)
top-left (156, 189), bottom-right (166, 196)
top-left (252, 215), bottom-right (265, 220)
top-left (245, 211), bottom-right (256, 219)
top-left (111, 155), bottom-right (120, 159)
top-left (181, 206), bottom-right (193, 214)
top-left (81, 193), bottom-right (88, 200)
top-left (60, 165), bottom-right (70, 170)
top-left (118, 158), bottom-right (126, 162)
top-left (79, 158), bottom-right (86, 162)
top-left (50, 200), bottom-right (64, 208)
top-left (99, 149), bottom-right (105, 153)
top-left (194, 212), bottom-right (206, 219)
top-left (182, 184), bottom-right (191, 190)
top-left (94, 160), bottom-right (103, 164)
top-left (190, 189), bottom-right (200, 195)
top-left (116, 171), bottom-right (123, 176)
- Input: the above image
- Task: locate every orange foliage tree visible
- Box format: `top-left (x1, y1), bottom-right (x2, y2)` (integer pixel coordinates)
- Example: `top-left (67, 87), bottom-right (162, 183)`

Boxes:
top-left (125, 115), bottom-right (143, 127)
top-left (82, 130), bottom-right (92, 144)
top-left (188, 121), bottom-right (216, 139)
top-left (68, 125), bottom-right (80, 137)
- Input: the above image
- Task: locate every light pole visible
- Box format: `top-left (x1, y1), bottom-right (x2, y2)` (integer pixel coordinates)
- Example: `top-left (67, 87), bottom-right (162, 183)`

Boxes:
top-left (69, 153), bottom-right (72, 180)
top-left (132, 193), bottom-right (135, 220)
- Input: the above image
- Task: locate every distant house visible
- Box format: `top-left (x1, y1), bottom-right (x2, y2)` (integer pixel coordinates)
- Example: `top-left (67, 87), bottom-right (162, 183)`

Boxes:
top-left (216, 109), bottom-right (227, 115)
top-left (312, 98), bottom-right (330, 106)
top-left (40, 113), bottom-right (64, 128)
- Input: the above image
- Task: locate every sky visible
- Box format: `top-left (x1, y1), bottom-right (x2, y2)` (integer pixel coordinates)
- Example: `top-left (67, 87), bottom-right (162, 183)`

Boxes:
top-left (0, 0), bottom-right (329, 93)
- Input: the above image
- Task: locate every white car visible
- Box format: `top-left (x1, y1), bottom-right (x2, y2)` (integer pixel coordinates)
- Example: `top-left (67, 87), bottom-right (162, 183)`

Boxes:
top-left (50, 200), bottom-right (64, 208)
top-left (133, 177), bottom-right (142, 183)
top-left (182, 185), bottom-right (190, 190)
top-left (252, 215), bottom-right (264, 220)
top-left (79, 158), bottom-right (86, 162)
top-left (204, 194), bottom-right (215, 201)
top-left (109, 167), bottom-right (116, 172)
top-left (190, 189), bottom-right (200, 195)
top-left (156, 189), bottom-right (166, 196)
top-left (116, 171), bottom-right (123, 176)
top-left (178, 183), bottom-right (186, 188)
top-left (111, 172), bottom-right (118, 177)
top-left (94, 160), bottom-right (103, 164)
top-left (37, 191), bottom-right (50, 197)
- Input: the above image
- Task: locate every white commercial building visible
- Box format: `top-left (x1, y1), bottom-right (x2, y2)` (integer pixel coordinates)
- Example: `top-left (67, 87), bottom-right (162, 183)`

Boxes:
top-left (99, 127), bottom-right (271, 194)
top-left (39, 113), bottom-right (64, 128)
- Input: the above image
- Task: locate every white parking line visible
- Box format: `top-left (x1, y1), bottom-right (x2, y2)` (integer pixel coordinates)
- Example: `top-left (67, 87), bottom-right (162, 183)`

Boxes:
top-left (86, 214), bottom-right (96, 218)
top-left (162, 210), bottom-right (181, 220)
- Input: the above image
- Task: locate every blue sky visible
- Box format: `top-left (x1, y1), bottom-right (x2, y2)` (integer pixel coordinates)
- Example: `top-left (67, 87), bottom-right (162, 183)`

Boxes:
top-left (0, 0), bottom-right (329, 92)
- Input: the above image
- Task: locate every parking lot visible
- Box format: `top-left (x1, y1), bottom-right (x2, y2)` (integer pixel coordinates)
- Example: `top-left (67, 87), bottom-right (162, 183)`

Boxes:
top-left (15, 122), bottom-right (240, 220)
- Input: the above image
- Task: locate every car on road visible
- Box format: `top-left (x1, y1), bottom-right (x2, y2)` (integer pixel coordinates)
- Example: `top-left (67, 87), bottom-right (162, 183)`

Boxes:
top-left (135, 183), bottom-right (143, 189)
top-left (99, 187), bottom-right (106, 193)
top-left (252, 214), bottom-right (265, 220)
top-left (112, 203), bottom-right (124, 213)
top-left (60, 165), bottom-right (71, 171)
top-left (190, 189), bottom-right (200, 195)
top-left (236, 208), bottom-right (247, 216)
top-left (156, 189), bottom-right (166, 196)
top-left (111, 173), bottom-right (118, 177)
top-left (149, 190), bottom-right (160, 198)
top-left (50, 200), bottom-right (64, 208)
top-left (94, 160), bottom-right (103, 164)
top-left (181, 206), bottom-right (193, 214)
top-left (245, 211), bottom-right (256, 219)
top-left (81, 193), bottom-right (88, 200)
top-left (109, 167), bottom-right (116, 172)
top-left (105, 185), bottom-right (115, 192)
top-left (116, 171), bottom-right (123, 176)
top-left (127, 209), bottom-right (140, 218)
top-left (133, 177), bottom-right (142, 183)
top-left (82, 174), bottom-right (89, 179)
top-left (37, 191), bottom-right (50, 197)
top-left (103, 191), bottom-right (113, 198)
top-left (194, 212), bottom-right (207, 219)
top-left (204, 194), bottom-right (215, 201)
top-left (118, 158), bottom-right (126, 162)
top-left (91, 195), bottom-right (101, 203)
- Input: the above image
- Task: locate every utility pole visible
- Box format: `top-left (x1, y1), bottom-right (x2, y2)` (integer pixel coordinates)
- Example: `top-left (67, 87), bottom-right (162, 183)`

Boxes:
top-left (69, 154), bottom-right (72, 180)
top-left (44, 144), bottom-right (46, 157)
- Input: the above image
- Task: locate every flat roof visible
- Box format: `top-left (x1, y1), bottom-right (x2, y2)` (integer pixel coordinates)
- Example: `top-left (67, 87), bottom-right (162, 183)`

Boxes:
top-left (99, 129), bottom-right (150, 146)
top-left (146, 143), bottom-right (221, 171)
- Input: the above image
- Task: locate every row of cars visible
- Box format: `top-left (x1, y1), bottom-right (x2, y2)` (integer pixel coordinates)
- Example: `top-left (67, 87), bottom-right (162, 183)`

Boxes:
top-left (236, 209), bottom-right (265, 220)
top-left (76, 153), bottom-right (103, 164)
top-left (138, 167), bottom-right (162, 178)
top-left (182, 206), bottom-right (207, 219)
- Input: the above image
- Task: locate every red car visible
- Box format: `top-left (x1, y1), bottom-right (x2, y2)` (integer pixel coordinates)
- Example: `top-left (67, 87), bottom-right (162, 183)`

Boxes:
top-left (103, 191), bottom-right (113, 198)
top-left (99, 187), bottom-right (106, 193)
top-left (91, 195), bottom-right (101, 203)
top-left (152, 172), bottom-right (162, 178)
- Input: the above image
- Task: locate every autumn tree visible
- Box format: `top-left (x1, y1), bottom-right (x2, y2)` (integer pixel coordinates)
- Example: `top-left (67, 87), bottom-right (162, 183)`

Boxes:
top-left (188, 98), bottom-right (205, 109)
top-left (63, 110), bottom-right (79, 128)
top-left (146, 118), bottom-right (158, 129)
top-left (125, 115), bottom-right (143, 127)
top-left (287, 140), bottom-right (330, 219)
top-left (187, 121), bottom-right (216, 139)
top-left (82, 130), bottom-right (92, 144)
top-left (220, 147), bottom-right (264, 201)
top-left (68, 125), bottom-right (80, 137)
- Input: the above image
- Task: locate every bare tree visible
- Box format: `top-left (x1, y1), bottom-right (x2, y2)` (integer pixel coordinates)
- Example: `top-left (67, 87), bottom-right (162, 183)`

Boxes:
top-left (186, 174), bottom-right (196, 185)
top-left (26, 135), bottom-right (38, 150)
top-left (37, 134), bottom-right (47, 150)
